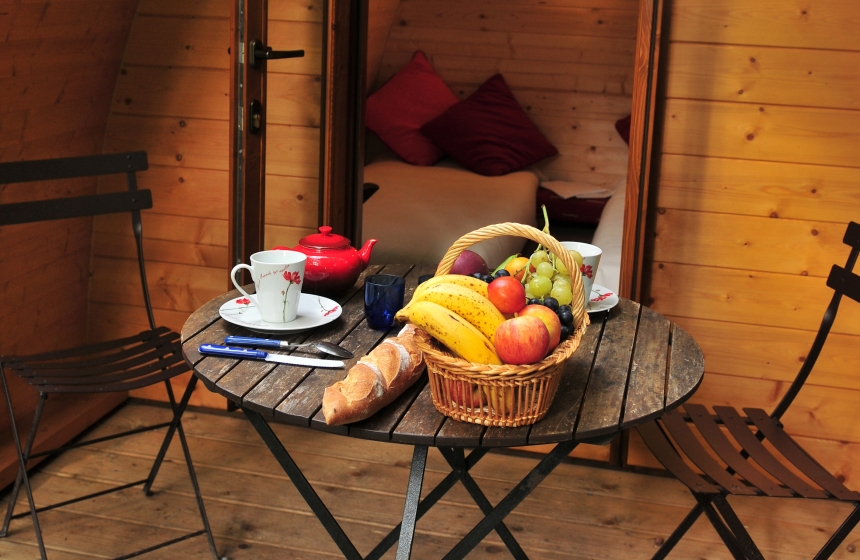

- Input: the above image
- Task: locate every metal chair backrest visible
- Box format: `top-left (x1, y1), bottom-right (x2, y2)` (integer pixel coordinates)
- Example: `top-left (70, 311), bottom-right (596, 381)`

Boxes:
top-left (0, 151), bottom-right (157, 330)
top-left (771, 220), bottom-right (860, 420)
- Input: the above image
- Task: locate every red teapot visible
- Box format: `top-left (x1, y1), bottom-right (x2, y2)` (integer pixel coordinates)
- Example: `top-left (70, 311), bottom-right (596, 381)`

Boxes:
top-left (275, 226), bottom-right (377, 298)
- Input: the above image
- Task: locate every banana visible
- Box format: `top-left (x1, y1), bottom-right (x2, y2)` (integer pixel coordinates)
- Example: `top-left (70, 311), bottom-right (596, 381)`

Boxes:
top-left (409, 282), bottom-right (504, 341)
top-left (412, 274), bottom-right (489, 301)
top-left (395, 301), bottom-right (502, 365)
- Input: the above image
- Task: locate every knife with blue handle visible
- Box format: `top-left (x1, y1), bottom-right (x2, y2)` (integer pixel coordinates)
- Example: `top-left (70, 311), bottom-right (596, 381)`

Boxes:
top-left (198, 344), bottom-right (344, 368)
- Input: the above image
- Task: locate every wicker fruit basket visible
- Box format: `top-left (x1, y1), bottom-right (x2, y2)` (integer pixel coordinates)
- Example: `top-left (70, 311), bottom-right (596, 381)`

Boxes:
top-left (416, 222), bottom-right (590, 427)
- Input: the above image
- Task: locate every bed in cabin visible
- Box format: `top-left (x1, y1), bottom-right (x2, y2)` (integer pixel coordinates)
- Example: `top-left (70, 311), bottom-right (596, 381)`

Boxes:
top-left (360, 51), bottom-right (628, 293)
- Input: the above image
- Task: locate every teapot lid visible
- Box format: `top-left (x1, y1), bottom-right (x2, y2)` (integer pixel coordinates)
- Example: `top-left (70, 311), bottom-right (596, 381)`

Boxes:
top-left (299, 226), bottom-right (351, 249)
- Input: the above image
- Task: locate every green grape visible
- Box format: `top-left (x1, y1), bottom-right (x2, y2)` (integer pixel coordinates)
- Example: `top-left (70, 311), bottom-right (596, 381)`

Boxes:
top-left (552, 274), bottom-right (571, 288)
top-left (531, 250), bottom-right (550, 265)
top-left (527, 276), bottom-right (552, 297)
top-left (568, 249), bottom-right (584, 270)
top-left (550, 283), bottom-right (573, 306)
top-left (524, 289), bottom-right (536, 300)
top-left (536, 262), bottom-right (555, 278)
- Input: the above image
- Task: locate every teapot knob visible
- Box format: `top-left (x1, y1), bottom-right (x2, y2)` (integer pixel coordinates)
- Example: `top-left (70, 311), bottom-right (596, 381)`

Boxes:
top-left (319, 226), bottom-right (332, 236)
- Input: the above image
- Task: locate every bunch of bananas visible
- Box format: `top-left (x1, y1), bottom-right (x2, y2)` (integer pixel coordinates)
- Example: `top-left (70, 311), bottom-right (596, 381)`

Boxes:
top-left (395, 275), bottom-right (503, 365)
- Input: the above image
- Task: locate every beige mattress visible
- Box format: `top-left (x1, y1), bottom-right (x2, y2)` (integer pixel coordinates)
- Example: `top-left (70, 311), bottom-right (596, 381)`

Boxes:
top-left (362, 157), bottom-right (539, 269)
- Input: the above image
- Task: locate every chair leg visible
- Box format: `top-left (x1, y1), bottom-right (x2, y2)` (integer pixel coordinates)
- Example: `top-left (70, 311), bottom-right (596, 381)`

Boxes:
top-left (696, 494), bottom-right (750, 560)
top-left (711, 494), bottom-right (765, 560)
top-left (141, 375), bottom-right (220, 559)
top-left (814, 502), bottom-right (860, 560)
top-left (0, 372), bottom-right (47, 558)
top-left (651, 501), bottom-right (704, 560)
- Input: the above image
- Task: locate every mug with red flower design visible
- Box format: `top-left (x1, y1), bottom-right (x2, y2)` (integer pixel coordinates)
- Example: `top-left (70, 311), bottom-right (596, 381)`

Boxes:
top-left (230, 250), bottom-right (307, 323)
top-left (561, 241), bottom-right (602, 308)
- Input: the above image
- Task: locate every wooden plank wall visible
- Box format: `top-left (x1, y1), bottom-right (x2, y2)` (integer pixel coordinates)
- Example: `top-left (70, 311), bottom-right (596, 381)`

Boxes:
top-left (373, 0), bottom-right (639, 189)
top-left (0, 0), bottom-right (138, 488)
top-left (641, 0), bottom-right (860, 484)
top-left (90, 0), bottom-right (323, 407)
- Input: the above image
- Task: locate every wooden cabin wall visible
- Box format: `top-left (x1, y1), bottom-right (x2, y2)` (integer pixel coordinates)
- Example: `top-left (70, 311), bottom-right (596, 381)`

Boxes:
top-left (90, 0), bottom-right (323, 407)
top-left (0, 0), bottom-right (138, 488)
top-left (373, 0), bottom-right (639, 190)
top-left (636, 0), bottom-right (860, 484)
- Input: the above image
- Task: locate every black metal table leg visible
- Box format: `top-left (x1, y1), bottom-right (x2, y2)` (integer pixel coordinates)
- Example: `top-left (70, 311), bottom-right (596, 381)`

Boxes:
top-left (365, 448), bottom-right (490, 560)
top-left (442, 439), bottom-right (579, 560)
top-left (395, 445), bottom-right (428, 560)
top-left (242, 407), bottom-right (362, 560)
top-left (438, 447), bottom-right (528, 560)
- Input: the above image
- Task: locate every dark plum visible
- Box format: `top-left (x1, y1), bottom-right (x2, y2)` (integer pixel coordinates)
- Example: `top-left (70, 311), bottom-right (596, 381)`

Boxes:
top-left (493, 269), bottom-right (511, 278)
top-left (542, 296), bottom-right (559, 311)
top-left (481, 274), bottom-right (494, 283)
top-left (560, 325), bottom-right (572, 340)
top-left (527, 298), bottom-right (542, 306)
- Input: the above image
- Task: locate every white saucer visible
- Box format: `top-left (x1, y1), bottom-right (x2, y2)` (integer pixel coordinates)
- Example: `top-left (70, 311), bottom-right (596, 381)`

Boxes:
top-left (588, 284), bottom-right (619, 313)
top-left (219, 293), bottom-right (342, 333)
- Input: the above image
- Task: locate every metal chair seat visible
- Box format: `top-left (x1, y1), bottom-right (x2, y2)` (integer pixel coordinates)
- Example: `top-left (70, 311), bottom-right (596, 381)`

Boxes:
top-left (0, 152), bottom-right (219, 559)
top-left (637, 220), bottom-right (860, 560)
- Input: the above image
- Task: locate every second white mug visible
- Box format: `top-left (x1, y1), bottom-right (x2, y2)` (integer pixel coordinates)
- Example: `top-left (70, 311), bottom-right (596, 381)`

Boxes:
top-left (561, 241), bottom-right (602, 308)
top-left (230, 250), bottom-right (307, 323)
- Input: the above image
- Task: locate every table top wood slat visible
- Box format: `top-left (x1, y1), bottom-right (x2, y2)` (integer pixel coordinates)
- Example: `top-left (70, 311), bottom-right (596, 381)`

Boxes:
top-left (666, 324), bottom-right (706, 409)
top-left (184, 264), bottom-right (705, 449)
top-left (622, 306), bottom-right (671, 428)
top-left (390, 383), bottom-right (446, 445)
top-left (575, 299), bottom-right (640, 440)
top-left (528, 311), bottom-right (606, 445)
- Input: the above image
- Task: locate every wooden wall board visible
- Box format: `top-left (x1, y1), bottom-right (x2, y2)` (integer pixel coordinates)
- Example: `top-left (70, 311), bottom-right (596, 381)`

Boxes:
top-left (668, 0), bottom-right (860, 51)
top-left (265, 175), bottom-right (320, 229)
top-left (138, 0), bottom-right (231, 18)
top-left (264, 224), bottom-right (319, 252)
top-left (111, 66), bottom-right (230, 120)
top-left (87, 302), bottom-right (194, 346)
top-left (94, 212), bottom-right (228, 247)
top-left (265, 73), bottom-right (322, 127)
top-left (666, 43), bottom-right (860, 111)
top-left (648, 262), bottom-right (860, 336)
top-left (397, 1), bottom-right (639, 39)
top-left (89, 258), bottom-right (225, 315)
top-left (93, 232), bottom-right (228, 268)
top-left (124, 15), bottom-right (231, 70)
top-left (655, 154), bottom-right (860, 223)
top-left (264, 123), bottom-right (321, 178)
top-left (366, 0), bottom-right (403, 91)
top-left (661, 98), bottom-right (860, 169)
top-left (664, 315), bottom-right (860, 393)
top-left (653, 209), bottom-right (848, 277)
top-left (104, 115), bottom-right (229, 171)
top-left (0, 1), bottom-right (137, 41)
top-left (267, 20), bottom-right (323, 74)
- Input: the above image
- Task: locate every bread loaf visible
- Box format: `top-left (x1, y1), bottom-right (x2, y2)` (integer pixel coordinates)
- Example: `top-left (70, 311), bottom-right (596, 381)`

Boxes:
top-left (322, 325), bottom-right (425, 425)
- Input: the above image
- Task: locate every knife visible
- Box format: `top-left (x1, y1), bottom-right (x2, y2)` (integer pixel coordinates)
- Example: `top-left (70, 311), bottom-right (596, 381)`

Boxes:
top-left (198, 344), bottom-right (345, 369)
top-left (223, 335), bottom-right (354, 359)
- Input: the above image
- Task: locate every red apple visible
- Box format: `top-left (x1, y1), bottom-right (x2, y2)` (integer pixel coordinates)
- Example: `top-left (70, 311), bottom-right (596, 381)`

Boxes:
top-left (446, 378), bottom-right (482, 408)
top-left (493, 316), bottom-right (550, 365)
top-left (449, 250), bottom-right (489, 277)
top-left (518, 304), bottom-right (562, 355)
top-left (487, 276), bottom-right (527, 314)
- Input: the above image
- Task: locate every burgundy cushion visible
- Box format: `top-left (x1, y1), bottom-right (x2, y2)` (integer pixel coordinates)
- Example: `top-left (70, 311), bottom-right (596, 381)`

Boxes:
top-left (365, 51), bottom-right (460, 166)
top-left (420, 74), bottom-right (558, 176)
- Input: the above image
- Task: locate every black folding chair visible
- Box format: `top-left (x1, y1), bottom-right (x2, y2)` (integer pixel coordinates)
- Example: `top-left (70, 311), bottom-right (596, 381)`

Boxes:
top-left (637, 220), bottom-right (860, 559)
top-left (0, 152), bottom-right (220, 559)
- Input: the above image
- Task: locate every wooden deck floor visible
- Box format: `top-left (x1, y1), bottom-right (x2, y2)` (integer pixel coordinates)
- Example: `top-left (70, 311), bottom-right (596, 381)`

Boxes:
top-left (1, 401), bottom-right (858, 559)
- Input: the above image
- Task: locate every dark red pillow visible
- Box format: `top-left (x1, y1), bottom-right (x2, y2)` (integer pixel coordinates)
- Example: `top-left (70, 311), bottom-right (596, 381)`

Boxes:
top-left (365, 51), bottom-right (460, 166)
top-left (420, 74), bottom-right (558, 176)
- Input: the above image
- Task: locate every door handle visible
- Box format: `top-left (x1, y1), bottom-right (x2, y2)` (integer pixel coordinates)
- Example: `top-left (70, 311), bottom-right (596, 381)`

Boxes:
top-left (249, 39), bottom-right (304, 68)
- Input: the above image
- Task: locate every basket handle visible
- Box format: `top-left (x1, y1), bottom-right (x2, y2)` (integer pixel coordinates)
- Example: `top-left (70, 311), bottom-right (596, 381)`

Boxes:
top-left (435, 222), bottom-right (588, 329)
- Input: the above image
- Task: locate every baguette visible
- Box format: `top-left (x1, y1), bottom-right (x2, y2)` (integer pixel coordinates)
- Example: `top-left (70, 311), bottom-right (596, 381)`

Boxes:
top-left (322, 325), bottom-right (425, 425)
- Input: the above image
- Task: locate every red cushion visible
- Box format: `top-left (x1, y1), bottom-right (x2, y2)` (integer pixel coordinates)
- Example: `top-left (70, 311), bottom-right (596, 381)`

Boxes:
top-left (365, 51), bottom-right (460, 166)
top-left (420, 74), bottom-right (558, 176)
top-left (615, 114), bottom-right (631, 145)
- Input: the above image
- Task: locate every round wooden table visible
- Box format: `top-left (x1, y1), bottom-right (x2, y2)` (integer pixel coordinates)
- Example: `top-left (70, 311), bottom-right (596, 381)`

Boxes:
top-left (182, 263), bottom-right (704, 559)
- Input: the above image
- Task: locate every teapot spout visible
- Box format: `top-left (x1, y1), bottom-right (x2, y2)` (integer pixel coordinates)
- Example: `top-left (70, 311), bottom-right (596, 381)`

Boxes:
top-left (357, 238), bottom-right (378, 269)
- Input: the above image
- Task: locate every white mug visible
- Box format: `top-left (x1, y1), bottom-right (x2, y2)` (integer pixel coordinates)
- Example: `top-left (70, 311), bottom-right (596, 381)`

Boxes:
top-left (561, 241), bottom-right (602, 308)
top-left (230, 250), bottom-right (307, 323)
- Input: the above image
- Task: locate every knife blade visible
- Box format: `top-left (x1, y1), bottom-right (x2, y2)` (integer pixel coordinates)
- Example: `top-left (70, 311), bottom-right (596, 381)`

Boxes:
top-left (198, 344), bottom-right (344, 369)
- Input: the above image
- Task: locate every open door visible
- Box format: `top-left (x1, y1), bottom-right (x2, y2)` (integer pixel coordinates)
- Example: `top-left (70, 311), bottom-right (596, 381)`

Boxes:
top-left (228, 0), bottom-right (305, 279)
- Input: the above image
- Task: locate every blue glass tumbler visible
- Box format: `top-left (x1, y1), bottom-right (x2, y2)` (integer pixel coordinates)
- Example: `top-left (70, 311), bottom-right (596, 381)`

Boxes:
top-left (364, 274), bottom-right (406, 330)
